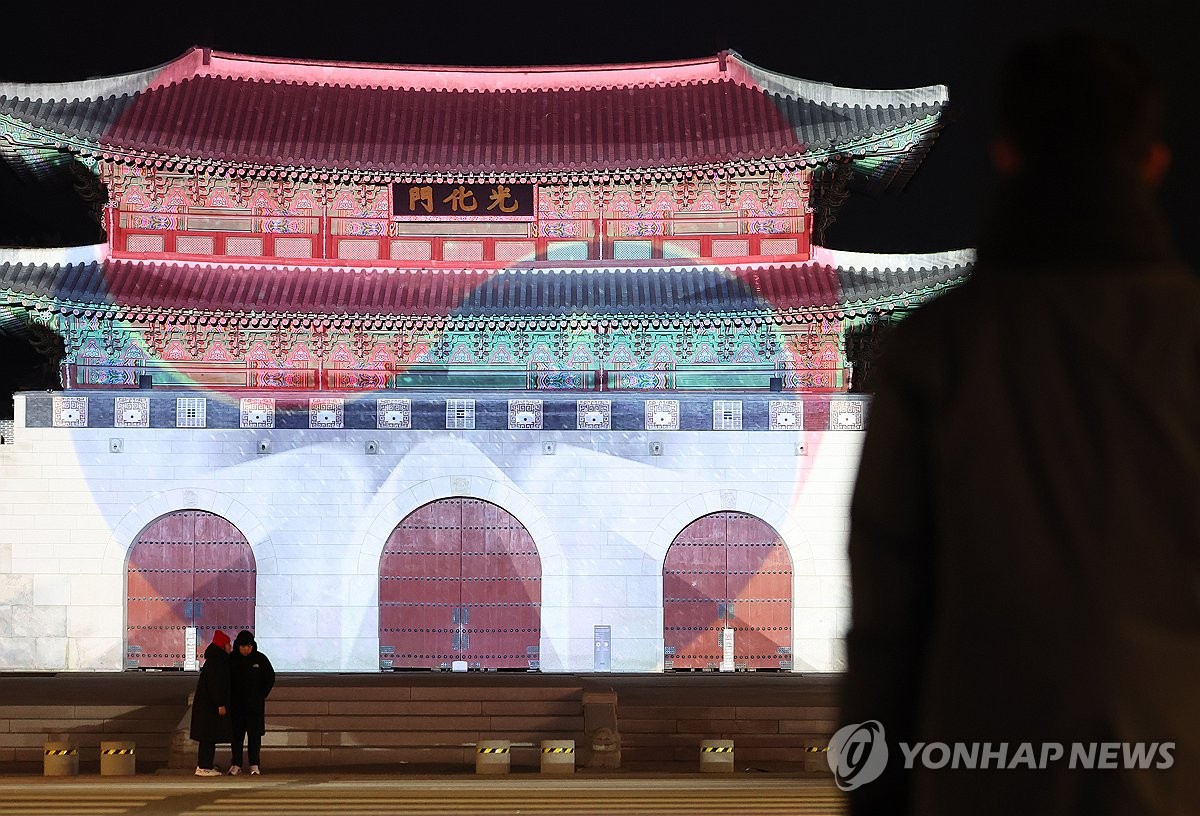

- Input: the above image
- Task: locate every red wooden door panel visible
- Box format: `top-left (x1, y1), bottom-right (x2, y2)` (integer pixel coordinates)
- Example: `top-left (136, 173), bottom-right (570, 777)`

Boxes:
top-left (380, 500), bottom-right (463, 666)
top-left (380, 499), bottom-right (541, 670)
top-left (663, 514), bottom-right (729, 669)
top-left (664, 513), bottom-right (793, 670)
top-left (192, 513), bottom-right (256, 656)
top-left (126, 511), bottom-right (255, 669)
top-left (460, 500), bottom-right (541, 668)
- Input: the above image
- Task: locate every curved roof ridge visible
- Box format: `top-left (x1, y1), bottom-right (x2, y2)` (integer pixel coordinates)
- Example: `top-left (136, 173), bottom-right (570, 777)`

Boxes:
top-left (728, 51), bottom-right (949, 108)
top-left (197, 48), bottom-right (727, 92)
top-left (0, 49), bottom-right (204, 103)
top-left (811, 244), bottom-right (975, 271)
top-left (0, 47), bottom-right (952, 101)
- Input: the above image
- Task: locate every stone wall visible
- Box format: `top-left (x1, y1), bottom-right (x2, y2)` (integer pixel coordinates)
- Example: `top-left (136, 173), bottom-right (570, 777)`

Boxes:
top-left (0, 390), bottom-right (863, 673)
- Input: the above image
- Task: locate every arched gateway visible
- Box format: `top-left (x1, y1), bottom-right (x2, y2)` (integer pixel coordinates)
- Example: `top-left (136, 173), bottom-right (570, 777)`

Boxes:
top-left (664, 512), bottom-right (793, 670)
top-left (125, 510), bottom-right (256, 669)
top-left (379, 498), bottom-right (542, 670)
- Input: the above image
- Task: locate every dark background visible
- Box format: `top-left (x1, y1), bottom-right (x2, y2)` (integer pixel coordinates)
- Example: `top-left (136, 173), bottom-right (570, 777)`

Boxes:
top-left (0, 1), bottom-right (1194, 263)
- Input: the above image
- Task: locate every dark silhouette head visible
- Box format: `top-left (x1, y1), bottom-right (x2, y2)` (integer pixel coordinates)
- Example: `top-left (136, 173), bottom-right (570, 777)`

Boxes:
top-left (990, 31), bottom-right (1169, 187)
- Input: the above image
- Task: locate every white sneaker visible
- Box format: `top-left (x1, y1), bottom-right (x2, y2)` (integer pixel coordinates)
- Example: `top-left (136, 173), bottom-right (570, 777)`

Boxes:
top-left (227, 765), bottom-right (241, 776)
top-left (195, 767), bottom-right (222, 777)
top-left (249, 765), bottom-right (260, 775)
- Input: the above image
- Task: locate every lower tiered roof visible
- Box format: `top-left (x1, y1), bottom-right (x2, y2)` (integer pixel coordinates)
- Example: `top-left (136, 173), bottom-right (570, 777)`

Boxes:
top-left (0, 245), bottom-right (972, 323)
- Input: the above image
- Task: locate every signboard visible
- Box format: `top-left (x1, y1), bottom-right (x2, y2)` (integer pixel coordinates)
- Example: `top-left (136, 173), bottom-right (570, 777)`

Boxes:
top-left (720, 627), bottom-right (735, 672)
top-left (594, 625), bottom-right (612, 672)
top-left (392, 183), bottom-right (535, 220)
top-left (184, 626), bottom-right (198, 671)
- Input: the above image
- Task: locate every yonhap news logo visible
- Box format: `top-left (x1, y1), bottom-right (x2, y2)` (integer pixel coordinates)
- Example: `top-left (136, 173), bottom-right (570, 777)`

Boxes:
top-left (828, 720), bottom-right (889, 790)
top-left (828, 721), bottom-right (1175, 791)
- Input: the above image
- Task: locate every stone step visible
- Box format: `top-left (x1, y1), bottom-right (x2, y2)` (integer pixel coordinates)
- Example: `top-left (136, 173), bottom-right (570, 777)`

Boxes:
top-left (0, 673), bottom-right (842, 773)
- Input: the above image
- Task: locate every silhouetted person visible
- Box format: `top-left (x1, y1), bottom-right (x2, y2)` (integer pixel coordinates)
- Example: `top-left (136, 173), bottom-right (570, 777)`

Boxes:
top-left (228, 629), bottom-right (275, 776)
top-left (841, 32), bottom-right (1200, 815)
top-left (191, 630), bottom-right (233, 777)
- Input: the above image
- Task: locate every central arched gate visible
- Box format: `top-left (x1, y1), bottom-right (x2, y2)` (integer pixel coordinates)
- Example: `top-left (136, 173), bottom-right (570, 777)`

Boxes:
top-left (663, 512), bottom-right (793, 670)
top-left (379, 498), bottom-right (542, 670)
top-left (125, 510), bottom-right (256, 669)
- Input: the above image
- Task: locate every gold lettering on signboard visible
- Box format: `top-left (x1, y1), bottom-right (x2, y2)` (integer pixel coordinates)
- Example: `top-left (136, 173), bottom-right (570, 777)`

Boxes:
top-left (408, 185), bottom-right (434, 213)
top-left (487, 184), bottom-right (520, 213)
top-left (442, 185), bottom-right (478, 212)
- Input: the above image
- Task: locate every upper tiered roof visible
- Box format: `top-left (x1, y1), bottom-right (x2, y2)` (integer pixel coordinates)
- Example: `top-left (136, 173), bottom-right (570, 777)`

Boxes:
top-left (0, 48), bottom-right (946, 187)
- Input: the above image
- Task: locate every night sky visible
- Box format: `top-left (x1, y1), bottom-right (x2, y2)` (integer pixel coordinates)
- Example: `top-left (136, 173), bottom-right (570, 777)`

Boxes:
top-left (0, 2), bottom-right (1194, 266)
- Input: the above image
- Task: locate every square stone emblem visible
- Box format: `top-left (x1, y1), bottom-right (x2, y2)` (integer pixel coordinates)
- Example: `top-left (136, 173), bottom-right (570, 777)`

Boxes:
top-left (240, 398), bottom-right (275, 429)
top-left (52, 396), bottom-right (88, 428)
top-left (577, 399), bottom-right (611, 430)
top-left (645, 399), bottom-right (680, 430)
top-left (310, 398), bottom-right (345, 429)
top-left (830, 399), bottom-right (865, 430)
top-left (508, 399), bottom-right (543, 430)
top-left (768, 400), bottom-right (803, 431)
top-left (377, 399), bottom-right (412, 429)
top-left (115, 397), bottom-right (150, 428)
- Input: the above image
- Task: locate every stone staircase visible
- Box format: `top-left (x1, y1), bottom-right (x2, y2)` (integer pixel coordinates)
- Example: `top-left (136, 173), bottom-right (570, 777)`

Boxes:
top-left (607, 673), bottom-right (841, 770)
top-left (234, 675), bottom-right (586, 770)
top-left (0, 672), bottom-right (840, 773)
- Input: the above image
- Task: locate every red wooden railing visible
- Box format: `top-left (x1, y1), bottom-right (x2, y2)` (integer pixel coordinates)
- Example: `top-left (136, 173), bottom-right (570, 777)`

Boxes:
top-left (112, 211), bottom-right (811, 266)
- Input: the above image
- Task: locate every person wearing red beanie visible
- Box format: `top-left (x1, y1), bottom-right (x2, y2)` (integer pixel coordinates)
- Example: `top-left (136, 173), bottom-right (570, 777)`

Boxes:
top-left (190, 631), bottom-right (233, 776)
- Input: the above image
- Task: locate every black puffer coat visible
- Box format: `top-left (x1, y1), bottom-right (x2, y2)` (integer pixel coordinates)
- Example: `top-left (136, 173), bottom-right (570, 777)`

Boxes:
top-left (230, 641), bottom-right (276, 737)
top-left (189, 643), bottom-right (231, 743)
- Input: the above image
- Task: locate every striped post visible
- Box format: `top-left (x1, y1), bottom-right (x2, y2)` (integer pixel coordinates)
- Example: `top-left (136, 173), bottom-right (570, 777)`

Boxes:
top-left (540, 739), bottom-right (575, 775)
top-left (100, 741), bottom-right (136, 776)
top-left (475, 740), bottom-right (511, 775)
top-left (43, 740), bottom-right (78, 777)
top-left (700, 739), bottom-right (735, 773)
top-left (804, 743), bottom-right (831, 774)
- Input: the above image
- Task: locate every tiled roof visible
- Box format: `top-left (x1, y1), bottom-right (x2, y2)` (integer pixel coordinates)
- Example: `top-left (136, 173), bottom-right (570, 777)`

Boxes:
top-left (0, 255), bottom-right (971, 320)
top-left (0, 49), bottom-right (945, 178)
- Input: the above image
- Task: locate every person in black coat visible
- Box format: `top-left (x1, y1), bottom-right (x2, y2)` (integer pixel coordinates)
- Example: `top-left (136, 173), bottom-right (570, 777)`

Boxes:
top-left (228, 629), bottom-right (276, 775)
top-left (840, 33), bottom-right (1200, 816)
top-left (190, 630), bottom-right (232, 776)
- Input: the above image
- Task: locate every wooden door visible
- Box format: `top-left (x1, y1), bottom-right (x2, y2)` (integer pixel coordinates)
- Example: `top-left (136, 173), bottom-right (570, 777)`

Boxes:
top-left (126, 511), bottom-right (255, 669)
top-left (664, 513), bottom-right (793, 670)
top-left (380, 499), bottom-right (541, 670)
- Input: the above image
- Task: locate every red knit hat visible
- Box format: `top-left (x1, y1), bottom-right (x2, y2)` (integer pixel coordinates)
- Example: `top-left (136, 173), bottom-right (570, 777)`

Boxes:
top-left (212, 630), bottom-right (231, 649)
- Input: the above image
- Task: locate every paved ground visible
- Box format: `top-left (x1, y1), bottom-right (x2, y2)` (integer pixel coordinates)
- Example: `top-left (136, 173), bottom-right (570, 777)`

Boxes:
top-left (0, 774), bottom-right (845, 815)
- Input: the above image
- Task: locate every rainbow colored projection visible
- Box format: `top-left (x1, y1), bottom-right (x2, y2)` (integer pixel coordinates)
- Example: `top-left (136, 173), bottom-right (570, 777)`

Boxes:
top-left (0, 48), bottom-right (971, 672)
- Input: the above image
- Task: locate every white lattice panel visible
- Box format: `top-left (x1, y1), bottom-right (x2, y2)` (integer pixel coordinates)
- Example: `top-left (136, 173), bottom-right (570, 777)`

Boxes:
top-left (443, 241), bottom-right (484, 261)
top-left (275, 237), bottom-right (313, 258)
top-left (547, 241), bottom-right (589, 261)
top-left (712, 400), bottom-right (743, 431)
top-left (175, 235), bottom-right (215, 255)
top-left (176, 398), bottom-right (207, 428)
top-left (337, 239), bottom-right (380, 260)
top-left (712, 240), bottom-right (750, 258)
top-left (663, 240), bottom-right (702, 259)
top-left (760, 238), bottom-right (799, 255)
top-left (613, 241), bottom-right (652, 260)
top-left (126, 235), bottom-right (165, 253)
top-left (225, 237), bottom-right (263, 257)
top-left (494, 241), bottom-right (536, 262)
top-left (445, 399), bottom-right (476, 429)
top-left (390, 240), bottom-right (432, 260)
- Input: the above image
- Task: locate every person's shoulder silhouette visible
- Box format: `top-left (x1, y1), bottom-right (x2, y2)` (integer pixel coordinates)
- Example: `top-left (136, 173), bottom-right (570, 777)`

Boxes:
top-left (841, 30), bottom-right (1200, 816)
